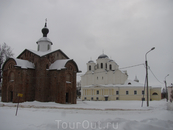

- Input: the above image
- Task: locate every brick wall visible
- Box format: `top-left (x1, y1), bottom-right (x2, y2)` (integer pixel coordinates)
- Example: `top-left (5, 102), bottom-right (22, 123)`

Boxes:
top-left (2, 50), bottom-right (78, 104)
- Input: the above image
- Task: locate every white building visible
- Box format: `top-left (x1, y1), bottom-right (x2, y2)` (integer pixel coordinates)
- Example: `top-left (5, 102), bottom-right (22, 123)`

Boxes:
top-left (81, 53), bottom-right (161, 101)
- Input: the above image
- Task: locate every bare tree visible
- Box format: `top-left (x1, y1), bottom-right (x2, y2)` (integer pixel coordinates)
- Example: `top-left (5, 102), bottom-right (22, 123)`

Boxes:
top-left (0, 43), bottom-right (14, 82)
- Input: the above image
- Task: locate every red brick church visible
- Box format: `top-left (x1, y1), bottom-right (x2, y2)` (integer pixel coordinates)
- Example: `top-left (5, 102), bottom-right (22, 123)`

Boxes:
top-left (1, 22), bottom-right (80, 104)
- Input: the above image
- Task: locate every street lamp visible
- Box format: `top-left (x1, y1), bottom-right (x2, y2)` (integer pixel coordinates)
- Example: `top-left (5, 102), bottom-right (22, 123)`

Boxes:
top-left (164, 74), bottom-right (169, 102)
top-left (145, 47), bottom-right (155, 107)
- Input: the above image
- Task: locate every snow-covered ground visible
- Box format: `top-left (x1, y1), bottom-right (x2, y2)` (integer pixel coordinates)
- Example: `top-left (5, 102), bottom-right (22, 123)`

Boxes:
top-left (0, 98), bottom-right (173, 130)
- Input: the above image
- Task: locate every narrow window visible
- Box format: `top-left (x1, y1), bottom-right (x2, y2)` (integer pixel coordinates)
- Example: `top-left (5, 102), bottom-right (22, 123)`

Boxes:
top-left (97, 90), bottom-right (99, 94)
top-left (48, 44), bottom-right (50, 50)
top-left (134, 90), bottom-right (137, 95)
top-left (89, 65), bottom-right (91, 70)
top-left (96, 97), bottom-right (99, 100)
top-left (142, 90), bottom-right (145, 95)
top-left (105, 63), bottom-right (107, 69)
top-left (116, 97), bottom-right (119, 100)
top-left (91, 97), bottom-right (93, 100)
top-left (116, 91), bottom-right (119, 95)
top-left (101, 63), bottom-right (103, 69)
top-left (84, 97), bottom-right (86, 100)
top-left (38, 45), bottom-right (40, 51)
top-left (126, 91), bottom-right (129, 95)
top-left (109, 64), bottom-right (112, 70)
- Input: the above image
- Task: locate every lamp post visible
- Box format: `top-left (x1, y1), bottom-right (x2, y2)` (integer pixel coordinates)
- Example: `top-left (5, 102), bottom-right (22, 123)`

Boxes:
top-left (145, 47), bottom-right (155, 107)
top-left (164, 74), bottom-right (169, 102)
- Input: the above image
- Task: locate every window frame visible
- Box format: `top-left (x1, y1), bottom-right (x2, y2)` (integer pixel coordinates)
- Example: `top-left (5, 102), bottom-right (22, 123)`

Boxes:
top-left (101, 63), bottom-right (103, 69)
top-left (109, 64), bottom-right (112, 70)
top-left (134, 90), bottom-right (137, 95)
top-left (116, 91), bottom-right (119, 95)
top-left (142, 90), bottom-right (145, 95)
top-left (97, 90), bottom-right (99, 95)
top-left (89, 65), bottom-right (91, 70)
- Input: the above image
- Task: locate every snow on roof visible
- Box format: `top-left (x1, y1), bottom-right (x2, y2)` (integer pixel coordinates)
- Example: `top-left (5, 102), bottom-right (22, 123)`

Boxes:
top-left (14, 59), bottom-right (35, 69)
top-left (124, 79), bottom-right (144, 86)
top-left (48, 59), bottom-right (72, 70)
top-left (27, 49), bottom-right (54, 57)
top-left (26, 49), bottom-right (69, 59)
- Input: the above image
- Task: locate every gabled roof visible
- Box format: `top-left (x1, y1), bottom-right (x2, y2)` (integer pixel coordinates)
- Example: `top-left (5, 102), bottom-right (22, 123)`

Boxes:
top-left (17, 49), bottom-right (69, 59)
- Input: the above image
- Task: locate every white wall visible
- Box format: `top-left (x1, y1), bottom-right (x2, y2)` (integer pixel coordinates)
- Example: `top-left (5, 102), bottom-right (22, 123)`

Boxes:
top-left (38, 42), bottom-right (52, 52)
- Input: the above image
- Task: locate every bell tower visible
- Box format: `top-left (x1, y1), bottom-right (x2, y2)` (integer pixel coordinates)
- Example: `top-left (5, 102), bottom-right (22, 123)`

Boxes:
top-left (36, 19), bottom-right (53, 52)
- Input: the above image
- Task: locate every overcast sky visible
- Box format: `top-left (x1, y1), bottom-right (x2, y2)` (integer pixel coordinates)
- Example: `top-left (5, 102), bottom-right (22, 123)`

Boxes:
top-left (0, 0), bottom-right (173, 87)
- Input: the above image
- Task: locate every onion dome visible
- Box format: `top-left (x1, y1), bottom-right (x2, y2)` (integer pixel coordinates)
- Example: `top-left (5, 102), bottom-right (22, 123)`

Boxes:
top-left (88, 60), bottom-right (94, 63)
top-left (109, 59), bottom-right (113, 62)
top-left (98, 54), bottom-right (109, 59)
top-left (37, 19), bottom-right (53, 45)
top-left (42, 22), bottom-right (49, 37)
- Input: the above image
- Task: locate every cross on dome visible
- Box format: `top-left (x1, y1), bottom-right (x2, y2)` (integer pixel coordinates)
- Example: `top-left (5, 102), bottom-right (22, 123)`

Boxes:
top-left (42, 18), bottom-right (49, 37)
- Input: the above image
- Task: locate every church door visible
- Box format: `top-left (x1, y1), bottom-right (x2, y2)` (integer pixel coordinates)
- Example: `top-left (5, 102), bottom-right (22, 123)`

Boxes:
top-left (105, 97), bottom-right (108, 101)
top-left (66, 93), bottom-right (69, 103)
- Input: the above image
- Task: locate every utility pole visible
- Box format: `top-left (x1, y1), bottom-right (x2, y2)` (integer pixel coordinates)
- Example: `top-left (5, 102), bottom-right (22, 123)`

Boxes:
top-left (145, 47), bottom-right (155, 107)
top-left (145, 60), bottom-right (149, 106)
top-left (164, 74), bottom-right (169, 102)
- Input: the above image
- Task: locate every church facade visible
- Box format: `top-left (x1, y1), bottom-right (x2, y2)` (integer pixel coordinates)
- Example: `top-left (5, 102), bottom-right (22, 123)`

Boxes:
top-left (81, 54), bottom-right (161, 101)
top-left (1, 22), bottom-right (79, 104)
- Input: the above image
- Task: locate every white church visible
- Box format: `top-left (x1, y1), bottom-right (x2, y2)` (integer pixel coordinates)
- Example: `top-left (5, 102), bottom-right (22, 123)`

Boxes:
top-left (81, 53), bottom-right (161, 101)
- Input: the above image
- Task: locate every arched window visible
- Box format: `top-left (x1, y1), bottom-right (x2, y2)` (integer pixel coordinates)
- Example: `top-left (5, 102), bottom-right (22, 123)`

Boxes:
top-left (128, 82), bottom-right (131, 85)
top-left (109, 64), bottom-right (112, 70)
top-left (101, 63), bottom-right (103, 69)
top-left (9, 72), bottom-right (14, 82)
top-left (152, 92), bottom-right (158, 95)
top-left (89, 65), bottom-right (91, 70)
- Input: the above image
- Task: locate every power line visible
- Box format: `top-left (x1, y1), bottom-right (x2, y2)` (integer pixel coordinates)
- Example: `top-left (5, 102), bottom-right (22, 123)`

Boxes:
top-left (79, 63), bottom-right (145, 76)
top-left (119, 63), bottom-right (145, 69)
top-left (148, 67), bottom-right (164, 84)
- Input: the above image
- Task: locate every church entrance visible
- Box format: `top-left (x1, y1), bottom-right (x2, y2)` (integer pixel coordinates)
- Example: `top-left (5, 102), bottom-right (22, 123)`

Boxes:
top-left (66, 93), bottom-right (69, 103)
top-left (105, 97), bottom-right (108, 101)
